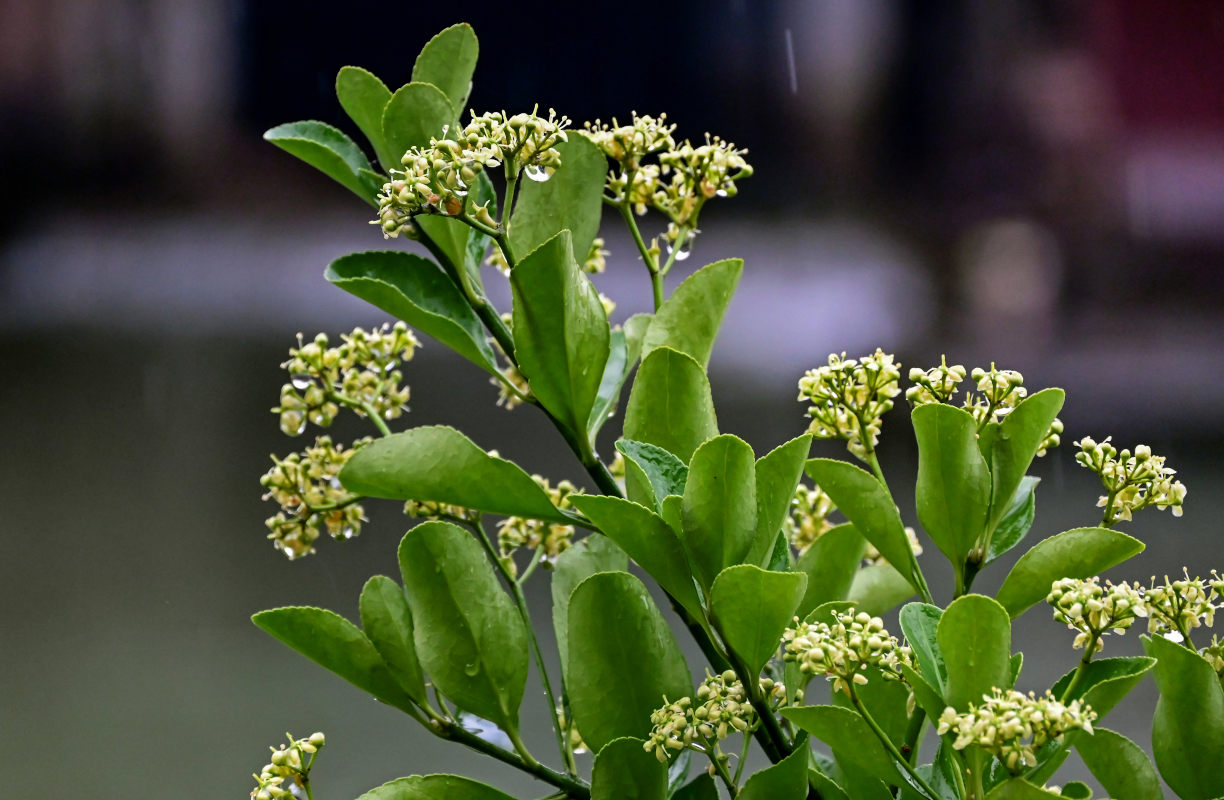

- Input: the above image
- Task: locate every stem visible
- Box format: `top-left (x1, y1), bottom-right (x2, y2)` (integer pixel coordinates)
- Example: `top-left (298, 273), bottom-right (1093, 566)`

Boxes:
top-left (657, 224), bottom-right (686, 277)
top-left (702, 743), bottom-right (738, 797)
top-left (968, 748), bottom-right (987, 800)
top-left (303, 777), bottom-right (315, 800)
top-left (435, 718), bottom-right (590, 799)
top-left (651, 270), bottom-right (665, 311)
top-left (1099, 490), bottom-right (1117, 529)
top-left (1059, 633), bottom-right (1099, 703)
top-left (847, 685), bottom-right (941, 800)
top-left (732, 731), bottom-right (753, 785)
top-left (616, 201), bottom-right (665, 310)
top-left (328, 389), bottom-right (393, 437)
top-left (901, 707), bottom-right (926, 765)
top-left (722, 645), bottom-right (791, 763)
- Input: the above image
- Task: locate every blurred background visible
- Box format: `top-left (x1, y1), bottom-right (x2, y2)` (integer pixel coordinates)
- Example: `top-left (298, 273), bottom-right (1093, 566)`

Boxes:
top-left (2, 1), bottom-right (1223, 797)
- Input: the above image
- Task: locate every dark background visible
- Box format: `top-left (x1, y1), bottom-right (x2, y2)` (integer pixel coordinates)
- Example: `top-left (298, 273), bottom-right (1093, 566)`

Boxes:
top-left (2, 1), bottom-right (1223, 797)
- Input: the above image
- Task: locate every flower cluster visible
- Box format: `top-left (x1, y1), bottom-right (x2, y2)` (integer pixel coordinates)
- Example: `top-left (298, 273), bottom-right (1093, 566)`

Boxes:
top-left (782, 610), bottom-right (911, 695)
top-left (1202, 635), bottom-right (1224, 677)
top-left (249, 732), bottom-right (325, 800)
top-left (496, 476), bottom-right (580, 572)
top-left (1047, 576), bottom-right (1146, 652)
top-left (1075, 437), bottom-right (1187, 523)
top-left (798, 350), bottom-right (902, 461)
top-left (1143, 570), bottom-right (1221, 642)
top-left (937, 690), bottom-right (1095, 773)
top-left (403, 499), bottom-right (478, 523)
top-left (261, 436), bottom-right (370, 559)
top-left (275, 323), bottom-right (419, 435)
top-left (643, 671), bottom-right (758, 763)
top-left (905, 357), bottom-right (966, 406)
top-left (585, 113), bottom-right (676, 172)
top-left (784, 482), bottom-right (837, 554)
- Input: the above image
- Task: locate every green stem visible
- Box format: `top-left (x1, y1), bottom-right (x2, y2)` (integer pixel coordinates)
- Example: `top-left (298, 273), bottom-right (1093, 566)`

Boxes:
top-left (616, 201), bottom-right (664, 310)
top-left (968, 748), bottom-right (987, 800)
top-left (847, 685), bottom-right (941, 800)
top-left (901, 707), bottom-right (926, 765)
top-left (732, 730), bottom-right (753, 785)
top-left (436, 718), bottom-right (590, 799)
top-left (302, 777), bottom-right (315, 800)
top-left (651, 270), bottom-right (665, 311)
top-left (702, 742), bottom-right (739, 797)
top-left (328, 390), bottom-right (392, 437)
top-left (1099, 490), bottom-right (1117, 529)
top-left (1059, 633), bottom-right (1099, 703)
top-left (722, 645), bottom-right (791, 763)
top-left (658, 224), bottom-right (687, 277)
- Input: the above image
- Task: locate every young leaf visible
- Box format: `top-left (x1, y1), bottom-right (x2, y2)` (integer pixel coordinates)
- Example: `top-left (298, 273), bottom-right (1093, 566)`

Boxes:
top-left (326, 251), bottom-right (501, 376)
top-left (848, 563), bottom-right (916, 616)
top-left (985, 476), bottom-right (1039, 564)
top-left (682, 434), bottom-right (758, 590)
top-left (805, 458), bottom-right (925, 596)
top-left (360, 576), bottom-right (427, 705)
top-left (938, 594), bottom-right (1011, 711)
top-left (747, 434), bottom-right (813, 567)
top-left (567, 572), bottom-right (691, 753)
top-left (615, 440), bottom-right (689, 513)
top-left (1075, 727), bottom-right (1163, 800)
top-left (411, 23), bottom-right (479, 117)
top-left (264, 120), bottom-right (380, 204)
top-left (381, 82), bottom-right (454, 167)
top-left (780, 705), bottom-right (902, 784)
top-left (794, 523), bottom-right (867, 618)
top-left (912, 404), bottom-right (990, 568)
top-left (588, 313), bottom-right (652, 442)
top-left (591, 737), bottom-right (667, 800)
top-left (1049, 656), bottom-right (1155, 720)
top-left (710, 564), bottom-right (807, 676)
top-left (985, 388), bottom-right (1064, 535)
top-left (398, 522), bottom-right (528, 732)
top-left (335, 66), bottom-right (394, 171)
top-left (511, 229), bottom-right (610, 444)
top-left (624, 348), bottom-right (718, 463)
top-left (1143, 634), bottom-right (1224, 800)
top-left (507, 135), bottom-right (606, 262)
top-left (551, 534), bottom-right (628, 682)
top-left (340, 426), bottom-right (567, 521)
top-left (737, 742), bottom-right (810, 800)
top-left (641, 258), bottom-right (743, 367)
top-left (898, 603), bottom-right (947, 693)
top-left (994, 527), bottom-right (1144, 618)
top-left (252, 606), bottom-right (415, 714)
top-left (354, 774), bottom-right (519, 800)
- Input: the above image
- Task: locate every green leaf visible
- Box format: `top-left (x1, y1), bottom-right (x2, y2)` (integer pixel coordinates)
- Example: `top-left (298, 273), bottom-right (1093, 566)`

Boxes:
top-left (681, 434), bottom-right (758, 590)
top-left (899, 603), bottom-right (947, 693)
top-left (325, 250), bottom-right (501, 376)
top-left (994, 527), bottom-right (1144, 618)
top-left (589, 314), bottom-right (653, 442)
top-left (985, 476), bottom-right (1039, 564)
top-left (264, 120), bottom-right (380, 204)
top-left (831, 666), bottom-right (913, 750)
top-left (795, 523), bottom-right (867, 618)
top-left (359, 576), bottom-right (427, 705)
top-left (667, 750), bottom-right (693, 797)
top-left (508, 135), bottom-right (606, 263)
top-left (354, 775), bottom-right (520, 800)
top-left (748, 434), bottom-right (813, 567)
top-left (900, 663), bottom-right (947, 723)
top-left (985, 778), bottom-right (1067, 799)
top-left (567, 572), bottom-right (691, 753)
top-left (711, 565), bottom-right (806, 675)
top-left (551, 535), bottom-right (628, 683)
top-left (1009, 652), bottom-right (1023, 689)
top-left (1075, 727), bottom-right (1163, 800)
top-left (985, 388), bottom-right (1064, 535)
top-left (672, 774), bottom-right (718, 800)
top-left (848, 563), bottom-right (916, 616)
top-left (1143, 633), bottom-right (1224, 800)
top-left (511, 230), bottom-right (610, 443)
top-left (1057, 783), bottom-right (1092, 800)
top-left (1049, 656), bottom-right (1156, 720)
top-left (341, 426), bottom-right (567, 521)
top-left (615, 440), bottom-right (688, 513)
top-left (566, 495), bottom-right (704, 624)
top-left (805, 458), bottom-right (925, 596)
top-left (912, 404), bottom-right (990, 568)
top-left (661, 495), bottom-right (683, 534)
top-left (641, 259), bottom-right (743, 367)
top-left (781, 705), bottom-right (902, 783)
top-left (416, 170), bottom-right (496, 297)
top-left (411, 23), bottom-right (479, 117)
top-left (335, 66), bottom-right (395, 171)
top-left (252, 606), bottom-right (415, 714)
top-left (592, 737), bottom-right (667, 800)
top-left (624, 348), bottom-right (719, 464)
top-left (808, 768), bottom-right (851, 800)
top-left (738, 742), bottom-right (810, 800)
top-left (765, 528), bottom-right (793, 572)
top-left (381, 82), bottom-right (454, 166)
top-left (398, 522), bottom-right (527, 731)
top-left (938, 594), bottom-right (1011, 710)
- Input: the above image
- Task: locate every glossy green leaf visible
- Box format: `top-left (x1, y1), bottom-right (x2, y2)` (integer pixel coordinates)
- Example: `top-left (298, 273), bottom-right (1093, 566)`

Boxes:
top-left (938, 594), bottom-right (1011, 710)
top-left (359, 576), bottom-right (427, 705)
top-left (264, 120), bottom-right (380, 204)
top-left (985, 388), bottom-right (1064, 535)
top-left (1057, 783), bottom-right (1091, 800)
top-left (416, 170), bottom-right (496, 297)
top-left (508, 135), bottom-right (606, 263)
top-left (381, 82), bottom-right (454, 166)
top-left (985, 778), bottom-right (1067, 799)
top-left (355, 774), bottom-right (519, 800)
top-left (252, 606), bottom-right (415, 713)
top-left (567, 572), bottom-right (691, 753)
top-left (661, 495), bottom-right (683, 535)
top-left (765, 528), bottom-right (793, 572)
top-left (551, 535), bottom-right (628, 682)
top-left (831, 666), bottom-right (913, 750)
top-left (899, 603), bottom-right (947, 693)
top-left (900, 663), bottom-right (947, 723)
top-left (615, 440), bottom-right (688, 513)
top-left (781, 705), bottom-right (901, 783)
top-left (738, 742), bottom-right (810, 800)
top-left (326, 251), bottom-right (501, 375)
top-left (667, 750), bottom-right (692, 797)
top-left (1076, 727), bottom-right (1163, 800)
top-left (1009, 652), bottom-right (1023, 688)
top-left (341, 426), bottom-right (567, 521)
top-left (624, 348), bottom-right (718, 464)
top-left (748, 434), bottom-right (813, 567)
top-left (711, 565), bottom-right (806, 675)
top-left (411, 23), bottom-right (479, 116)
top-left (985, 476), bottom-right (1039, 564)
top-left (641, 259), bottom-right (743, 367)
top-left (1049, 656), bottom-right (1155, 720)
top-left (592, 737), bottom-right (667, 800)
top-left (672, 774), bottom-right (718, 800)
top-left (912, 404), bottom-right (990, 567)
top-left (335, 66), bottom-right (395, 170)
top-left (995, 527), bottom-right (1144, 618)
top-left (588, 312), bottom-right (651, 443)
top-left (795, 523), bottom-right (867, 618)
top-left (848, 563), bottom-right (916, 616)
top-left (398, 522), bottom-right (527, 731)
top-left (1144, 633), bottom-right (1224, 800)
top-left (805, 458), bottom-right (925, 595)
top-left (808, 768), bottom-right (851, 800)
top-left (511, 230), bottom-right (610, 442)
top-left (567, 494), bottom-right (704, 623)
top-left (682, 435), bottom-right (758, 590)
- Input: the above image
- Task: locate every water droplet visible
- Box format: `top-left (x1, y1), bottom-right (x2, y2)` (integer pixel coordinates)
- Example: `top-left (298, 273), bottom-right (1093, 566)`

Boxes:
top-left (667, 236), bottom-right (694, 262)
top-left (464, 662), bottom-right (481, 677)
top-left (291, 374), bottom-right (314, 390)
top-left (452, 176), bottom-right (469, 197)
top-left (715, 188), bottom-right (729, 197)
top-left (524, 164), bottom-right (550, 182)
